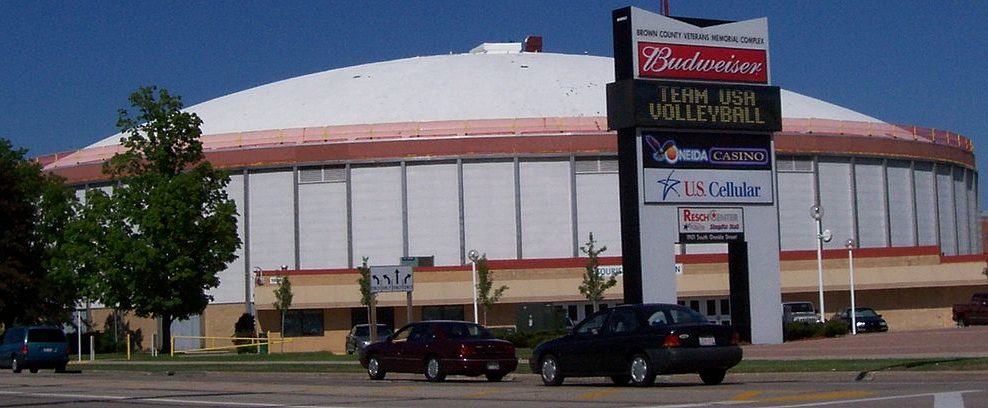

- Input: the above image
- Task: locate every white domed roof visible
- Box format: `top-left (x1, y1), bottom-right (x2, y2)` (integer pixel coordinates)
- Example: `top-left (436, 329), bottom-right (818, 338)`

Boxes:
top-left (88, 50), bottom-right (883, 149)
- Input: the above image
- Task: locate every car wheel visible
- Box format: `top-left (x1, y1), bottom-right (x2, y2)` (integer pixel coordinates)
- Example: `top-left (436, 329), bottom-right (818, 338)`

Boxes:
top-left (11, 356), bottom-right (22, 374)
top-left (699, 368), bottom-right (727, 385)
top-left (485, 372), bottom-right (505, 382)
top-left (628, 353), bottom-right (655, 387)
top-left (424, 356), bottom-right (446, 382)
top-left (539, 354), bottom-right (564, 386)
top-left (29, 368), bottom-right (39, 373)
top-left (366, 355), bottom-right (386, 380)
top-left (610, 375), bottom-right (631, 386)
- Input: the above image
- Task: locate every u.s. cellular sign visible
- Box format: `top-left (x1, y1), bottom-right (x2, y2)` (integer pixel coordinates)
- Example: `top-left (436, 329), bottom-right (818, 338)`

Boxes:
top-left (614, 7), bottom-right (770, 84)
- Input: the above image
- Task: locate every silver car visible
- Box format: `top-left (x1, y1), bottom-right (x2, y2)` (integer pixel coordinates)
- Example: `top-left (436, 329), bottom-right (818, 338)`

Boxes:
top-left (345, 324), bottom-right (393, 354)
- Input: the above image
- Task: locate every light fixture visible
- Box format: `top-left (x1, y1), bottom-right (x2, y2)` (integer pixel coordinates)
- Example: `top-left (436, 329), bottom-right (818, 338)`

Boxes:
top-left (468, 249), bottom-right (480, 324)
top-left (846, 238), bottom-right (857, 335)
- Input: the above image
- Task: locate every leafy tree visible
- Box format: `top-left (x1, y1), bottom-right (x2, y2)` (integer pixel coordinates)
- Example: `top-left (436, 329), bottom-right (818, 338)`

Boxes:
top-left (357, 257), bottom-right (371, 307)
top-left (578, 232), bottom-right (616, 313)
top-left (0, 138), bottom-right (79, 326)
top-left (475, 254), bottom-right (507, 325)
top-left (273, 275), bottom-right (293, 352)
top-left (89, 86), bottom-right (241, 354)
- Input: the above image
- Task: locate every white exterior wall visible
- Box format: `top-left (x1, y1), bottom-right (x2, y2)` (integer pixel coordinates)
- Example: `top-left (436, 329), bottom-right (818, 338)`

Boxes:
top-left (520, 160), bottom-right (572, 259)
top-left (351, 165), bottom-right (402, 266)
top-left (209, 172), bottom-right (246, 304)
top-left (854, 159), bottom-right (888, 248)
top-left (937, 165), bottom-right (957, 256)
top-left (576, 172), bottom-right (622, 256)
top-left (463, 161), bottom-right (517, 260)
top-left (298, 178), bottom-right (348, 269)
top-left (914, 162), bottom-right (938, 247)
top-left (954, 168), bottom-right (971, 254)
top-left (247, 170), bottom-right (296, 272)
top-left (970, 173), bottom-right (982, 254)
top-left (407, 162), bottom-right (460, 265)
top-left (886, 161), bottom-right (916, 247)
top-left (777, 172), bottom-right (816, 251)
top-left (818, 159), bottom-right (854, 250)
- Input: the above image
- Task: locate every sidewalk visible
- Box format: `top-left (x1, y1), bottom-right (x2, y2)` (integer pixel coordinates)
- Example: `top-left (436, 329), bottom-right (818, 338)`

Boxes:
top-left (743, 325), bottom-right (988, 360)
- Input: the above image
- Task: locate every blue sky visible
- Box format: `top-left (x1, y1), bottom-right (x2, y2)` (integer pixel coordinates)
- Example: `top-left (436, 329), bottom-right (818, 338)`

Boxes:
top-left (2, 1), bottom-right (986, 202)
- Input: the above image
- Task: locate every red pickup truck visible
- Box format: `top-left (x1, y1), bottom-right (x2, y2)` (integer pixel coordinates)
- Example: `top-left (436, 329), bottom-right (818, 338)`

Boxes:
top-left (952, 292), bottom-right (988, 326)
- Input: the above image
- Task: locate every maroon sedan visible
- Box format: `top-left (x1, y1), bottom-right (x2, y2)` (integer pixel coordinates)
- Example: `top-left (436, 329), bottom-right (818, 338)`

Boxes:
top-left (359, 320), bottom-right (517, 382)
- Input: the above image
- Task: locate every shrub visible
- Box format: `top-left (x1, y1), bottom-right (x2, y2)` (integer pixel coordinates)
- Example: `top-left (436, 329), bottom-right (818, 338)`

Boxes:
top-left (784, 320), bottom-right (850, 341)
top-left (499, 329), bottom-right (567, 348)
top-left (233, 313), bottom-right (258, 354)
top-left (822, 320), bottom-right (850, 337)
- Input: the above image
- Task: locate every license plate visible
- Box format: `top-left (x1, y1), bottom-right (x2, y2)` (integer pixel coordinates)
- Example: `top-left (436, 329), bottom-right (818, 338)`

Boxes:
top-left (42, 347), bottom-right (54, 353)
top-left (487, 361), bottom-right (500, 370)
top-left (699, 336), bottom-right (716, 346)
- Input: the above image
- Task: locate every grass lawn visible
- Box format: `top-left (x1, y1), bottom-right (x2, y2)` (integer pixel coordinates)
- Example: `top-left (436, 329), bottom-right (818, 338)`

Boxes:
top-left (69, 350), bottom-right (988, 374)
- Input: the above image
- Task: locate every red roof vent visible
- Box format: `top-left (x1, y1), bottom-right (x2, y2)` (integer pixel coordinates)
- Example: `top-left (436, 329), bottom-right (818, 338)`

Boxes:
top-left (524, 36), bottom-right (543, 53)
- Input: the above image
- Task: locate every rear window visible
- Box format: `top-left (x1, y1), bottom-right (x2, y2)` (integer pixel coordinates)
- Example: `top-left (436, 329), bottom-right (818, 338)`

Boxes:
top-left (27, 328), bottom-right (66, 343)
top-left (354, 325), bottom-right (391, 336)
top-left (647, 307), bottom-right (709, 326)
top-left (440, 322), bottom-right (493, 339)
top-left (786, 303), bottom-right (814, 313)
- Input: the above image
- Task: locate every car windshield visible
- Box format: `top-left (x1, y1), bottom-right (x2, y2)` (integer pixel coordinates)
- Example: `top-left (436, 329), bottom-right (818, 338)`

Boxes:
top-left (27, 328), bottom-right (66, 343)
top-left (646, 306), bottom-right (709, 325)
top-left (787, 303), bottom-right (814, 313)
top-left (853, 309), bottom-right (879, 318)
top-left (440, 322), bottom-right (492, 339)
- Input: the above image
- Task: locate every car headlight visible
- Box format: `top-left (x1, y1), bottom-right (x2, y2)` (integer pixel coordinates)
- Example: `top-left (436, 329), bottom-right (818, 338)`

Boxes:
top-left (856, 321), bottom-right (865, 326)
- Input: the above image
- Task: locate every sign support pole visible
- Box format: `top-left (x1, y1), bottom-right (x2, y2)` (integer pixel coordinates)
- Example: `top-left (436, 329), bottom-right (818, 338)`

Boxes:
top-left (406, 291), bottom-right (413, 325)
top-left (369, 295), bottom-right (377, 343)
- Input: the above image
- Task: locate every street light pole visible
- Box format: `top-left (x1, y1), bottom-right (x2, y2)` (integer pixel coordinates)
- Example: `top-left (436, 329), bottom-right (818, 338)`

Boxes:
top-left (810, 205), bottom-right (831, 321)
top-left (468, 249), bottom-right (479, 324)
top-left (251, 266), bottom-right (263, 317)
top-left (846, 239), bottom-right (857, 335)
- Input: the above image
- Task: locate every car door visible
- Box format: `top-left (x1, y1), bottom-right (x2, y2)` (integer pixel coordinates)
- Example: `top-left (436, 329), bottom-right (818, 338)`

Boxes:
top-left (593, 307), bottom-right (641, 374)
top-left (381, 325), bottom-right (413, 372)
top-left (559, 310), bottom-right (611, 375)
top-left (400, 323), bottom-right (435, 372)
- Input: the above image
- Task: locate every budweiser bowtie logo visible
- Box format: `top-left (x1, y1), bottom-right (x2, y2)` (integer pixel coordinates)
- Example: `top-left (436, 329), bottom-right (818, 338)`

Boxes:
top-left (638, 42), bottom-right (768, 83)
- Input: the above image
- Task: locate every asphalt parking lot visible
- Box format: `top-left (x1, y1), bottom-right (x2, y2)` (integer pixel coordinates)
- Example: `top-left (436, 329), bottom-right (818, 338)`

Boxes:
top-left (743, 325), bottom-right (988, 360)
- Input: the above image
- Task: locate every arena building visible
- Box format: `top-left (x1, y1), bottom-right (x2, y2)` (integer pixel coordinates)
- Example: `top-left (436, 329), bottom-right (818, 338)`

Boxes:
top-left (43, 42), bottom-right (987, 352)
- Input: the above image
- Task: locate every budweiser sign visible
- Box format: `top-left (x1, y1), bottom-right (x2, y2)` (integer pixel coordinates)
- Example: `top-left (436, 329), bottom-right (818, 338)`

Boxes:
top-left (638, 42), bottom-right (767, 83)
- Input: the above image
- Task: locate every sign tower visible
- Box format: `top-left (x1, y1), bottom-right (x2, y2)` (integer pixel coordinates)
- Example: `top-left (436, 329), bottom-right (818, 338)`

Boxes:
top-left (607, 7), bottom-right (783, 344)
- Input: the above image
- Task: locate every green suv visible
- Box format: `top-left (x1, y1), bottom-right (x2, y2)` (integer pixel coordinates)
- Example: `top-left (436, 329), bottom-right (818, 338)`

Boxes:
top-left (0, 325), bottom-right (69, 373)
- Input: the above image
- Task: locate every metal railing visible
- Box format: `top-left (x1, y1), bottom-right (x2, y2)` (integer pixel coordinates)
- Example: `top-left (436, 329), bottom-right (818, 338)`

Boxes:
top-left (169, 335), bottom-right (293, 357)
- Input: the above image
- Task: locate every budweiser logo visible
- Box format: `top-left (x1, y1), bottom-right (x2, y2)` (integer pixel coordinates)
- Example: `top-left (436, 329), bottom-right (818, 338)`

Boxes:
top-left (638, 42), bottom-right (767, 83)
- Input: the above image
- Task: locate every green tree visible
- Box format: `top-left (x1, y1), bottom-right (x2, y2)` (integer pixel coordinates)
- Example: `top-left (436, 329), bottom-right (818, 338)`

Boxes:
top-left (0, 138), bottom-right (79, 326)
top-left (475, 254), bottom-right (507, 325)
top-left (578, 232), bottom-right (616, 313)
top-left (273, 275), bottom-right (293, 352)
top-left (90, 86), bottom-right (241, 354)
top-left (357, 257), bottom-right (371, 307)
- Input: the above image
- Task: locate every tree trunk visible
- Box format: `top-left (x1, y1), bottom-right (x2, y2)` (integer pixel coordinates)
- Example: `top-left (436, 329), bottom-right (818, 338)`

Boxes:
top-left (160, 314), bottom-right (173, 355)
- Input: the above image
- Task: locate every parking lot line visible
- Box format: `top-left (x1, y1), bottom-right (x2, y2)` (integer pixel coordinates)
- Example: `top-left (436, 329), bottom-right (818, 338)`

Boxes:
top-left (579, 387), bottom-right (620, 400)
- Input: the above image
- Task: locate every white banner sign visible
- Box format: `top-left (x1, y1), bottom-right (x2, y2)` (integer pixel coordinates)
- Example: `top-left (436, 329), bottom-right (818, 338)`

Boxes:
top-left (643, 168), bottom-right (773, 204)
top-left (370, 265), bottom-right (413, 293)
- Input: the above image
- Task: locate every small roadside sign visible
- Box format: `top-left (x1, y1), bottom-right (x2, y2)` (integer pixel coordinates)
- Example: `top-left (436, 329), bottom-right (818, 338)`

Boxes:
top-left (369, 265), bottom-right (413, 293)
